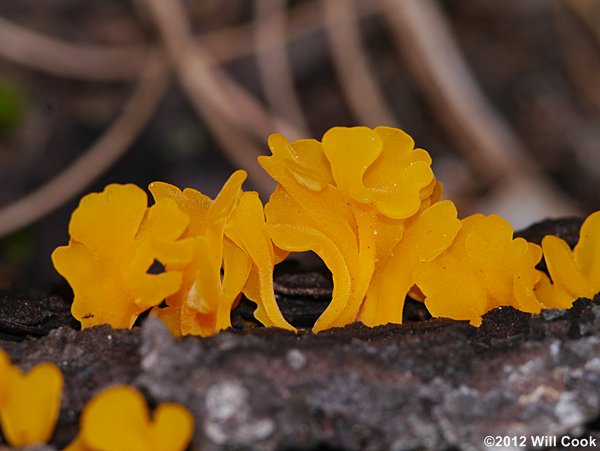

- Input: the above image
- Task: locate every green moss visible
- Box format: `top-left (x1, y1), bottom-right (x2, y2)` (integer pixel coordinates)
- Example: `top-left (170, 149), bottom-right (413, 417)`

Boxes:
top-left (0, 78), bottom-right (27, 133)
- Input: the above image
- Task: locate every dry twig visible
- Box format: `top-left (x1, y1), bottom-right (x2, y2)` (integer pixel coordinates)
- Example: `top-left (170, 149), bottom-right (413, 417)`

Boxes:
top-left (382, 0), bottom-right (525, 179)
top-left (143, 0), bottom-right (286, 194)
top-left (0, 2), bottom-right (379, 83)
top-left (555, 1), bottom-right (600, 113)
top-left (0, 16), bottom-right (147, 82)
top-left (254, 0), bottom-right (310, 135)
top-left (0, 53), bottom-right (170, 238)
top-left (323, 0), bottom-right (397, 127)
top-left (382, 0), bottom-right (579, 223)
top-left (566, 0), bottom-right (600, 45)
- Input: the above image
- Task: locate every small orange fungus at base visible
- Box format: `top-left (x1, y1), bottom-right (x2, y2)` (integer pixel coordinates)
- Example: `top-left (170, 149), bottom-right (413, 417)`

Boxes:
top-left (0, 357), bottom-right (63, 447)
top-left (0, 349), bottom-right (11, 407)
top-left (66, 385), bottom-right (194, 451)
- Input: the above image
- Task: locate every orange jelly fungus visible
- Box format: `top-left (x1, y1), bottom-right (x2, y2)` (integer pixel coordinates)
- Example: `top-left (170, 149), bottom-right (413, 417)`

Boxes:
top-left (260, 126), bottom-right (453, 332)
top-left (149, 170), bottom-right (295, 336)
top-left (537, 211), bottom-right (600, 308)
top-left (0, 349), bottom-right (10, 408)
top-left (52, 184), bottom-right (190, 329)
top-left (65, 385), bottom-right (194, 451)
top-left (360, 200), bottom-right (461, 327)
top-left (0, 350), bottom-right (63, 447)
top-left (414, 214), bottom-right (545, 326)
top-left (51, 124), bottom-right (589, 335)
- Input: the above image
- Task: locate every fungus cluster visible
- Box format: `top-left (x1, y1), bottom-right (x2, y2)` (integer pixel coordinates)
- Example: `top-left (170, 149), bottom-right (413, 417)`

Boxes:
top-left (260, 127), bottom-right (455, 331)
top-left (53, 126), bottom-right (598, 333)
top-left (0, 348), bottom-right (194, 450)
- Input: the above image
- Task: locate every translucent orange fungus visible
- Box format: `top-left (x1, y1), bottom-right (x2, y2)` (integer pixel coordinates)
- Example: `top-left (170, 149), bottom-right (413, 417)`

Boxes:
top-left (260, 126), bottom-right (452, 332)
top-left (52, 124), bottom-right (587, 335)
top-left (414, 214), bottom-right (544, 326)
top-left (149, 170), bottom-right (295, 335)
top-left (52, 184), bottom-right (189, 329)
top-left (0, 351), bottom-right (63, 447)
top-left (538, 211), bottom-right (600, 308)
top-left (66, 385), bottom-right (194, 451)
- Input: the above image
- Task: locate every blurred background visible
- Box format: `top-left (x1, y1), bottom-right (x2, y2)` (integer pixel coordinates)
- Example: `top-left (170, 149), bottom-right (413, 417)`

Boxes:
top-left (0, 0), bottom-right (599, 289)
